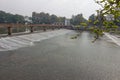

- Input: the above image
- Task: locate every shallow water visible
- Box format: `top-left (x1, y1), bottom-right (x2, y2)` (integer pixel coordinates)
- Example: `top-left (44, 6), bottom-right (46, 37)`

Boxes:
top-left (0, 31), bottom-right (120, 80)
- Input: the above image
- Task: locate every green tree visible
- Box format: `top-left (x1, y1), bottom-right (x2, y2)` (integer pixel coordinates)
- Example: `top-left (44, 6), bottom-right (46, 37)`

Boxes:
top-left (70, 14), bottom-right (87, 25)
top-left (92, 0), bottom-right (120, 39)
top-left (50, 15), bottom-right (58, 24)
top-left (0, 11), bottom-right (6, 23)
top-left (0, 10), bottom-right (25, 23)
top-left (58, 17), bottom-right (66, 23)
top-left (89, 14), bottom-right (97, 26)
top-left (94, 0), bottom-right (120, 30)
top-left (12, 14), bottom-right (25, 23)
top-left (32, 12), bottom-right (50, 24)
top-left (32, 12), bottom-right (65, 24)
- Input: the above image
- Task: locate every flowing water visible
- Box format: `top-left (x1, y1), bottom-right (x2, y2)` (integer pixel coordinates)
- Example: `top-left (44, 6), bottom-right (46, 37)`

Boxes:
top-left (0, 30), bottom-right (120, 80)
top-left (0, 29), bottom-right (71, 51)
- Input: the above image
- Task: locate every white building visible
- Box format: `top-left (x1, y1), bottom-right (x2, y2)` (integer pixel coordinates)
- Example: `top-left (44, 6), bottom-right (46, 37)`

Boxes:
top-left (65, 19), bottom-right (70, 26)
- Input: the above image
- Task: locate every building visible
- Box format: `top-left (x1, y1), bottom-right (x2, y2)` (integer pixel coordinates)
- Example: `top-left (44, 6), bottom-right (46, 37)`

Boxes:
top-left (65, 19), bottom-right (70, 26)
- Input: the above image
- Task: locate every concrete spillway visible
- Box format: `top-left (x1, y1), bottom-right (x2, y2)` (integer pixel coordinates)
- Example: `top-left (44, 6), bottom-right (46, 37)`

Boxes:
top-left (0, 29), bottom-right (71, 51)
top-left (104, 32), bottom-right (120, 46)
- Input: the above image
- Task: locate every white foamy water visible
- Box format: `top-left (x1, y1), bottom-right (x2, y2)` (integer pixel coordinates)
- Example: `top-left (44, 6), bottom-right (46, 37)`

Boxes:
top-left (104, 32), bottom-right (120, 46)
top-left (0, 29), bottom-right (71, 51)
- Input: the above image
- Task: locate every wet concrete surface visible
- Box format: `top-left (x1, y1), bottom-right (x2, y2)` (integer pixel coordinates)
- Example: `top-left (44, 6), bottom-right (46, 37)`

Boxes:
top-left (0, 31), bottom-right (120, 80)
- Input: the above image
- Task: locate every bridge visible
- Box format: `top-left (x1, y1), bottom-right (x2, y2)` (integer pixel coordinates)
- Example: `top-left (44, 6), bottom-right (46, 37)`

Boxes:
top-left (0, 23), bottom-right (73, 36)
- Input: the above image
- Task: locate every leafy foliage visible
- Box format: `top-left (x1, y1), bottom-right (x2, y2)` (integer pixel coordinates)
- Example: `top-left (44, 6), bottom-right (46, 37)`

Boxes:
top-left (70, 14), bottom-right (87, 25)
top-left (80, 22), bottom-right (87, 26)
top-left (89, 14), bottom-right (97, 26)
top-left (93, 0), bottom-right (120, 39)
top-left (0, 11), bottom-right (25, 23)
top-left (32, 12), bottom-right (65, 24)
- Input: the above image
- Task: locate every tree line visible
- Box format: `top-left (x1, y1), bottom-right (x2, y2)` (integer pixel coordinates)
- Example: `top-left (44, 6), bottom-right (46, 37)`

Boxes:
top-left (0, 10), bottom-right (88, 25)
top-left (70, 14), bottom-right (87, 25)
top-left (0, 11), bottom-right (25, 23)
top-left (0, 10), bottom-right (119, 28)
top-left (32, 12), bottom-right (66, 24)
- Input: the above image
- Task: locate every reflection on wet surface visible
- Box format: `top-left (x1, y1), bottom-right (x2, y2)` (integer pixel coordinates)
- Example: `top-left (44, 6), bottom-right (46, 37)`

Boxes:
top-left (0, 31), bottom-right (120, 80)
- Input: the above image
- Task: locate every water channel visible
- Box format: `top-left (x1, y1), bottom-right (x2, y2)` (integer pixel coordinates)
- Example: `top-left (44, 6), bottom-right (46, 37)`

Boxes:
top-left (0, 30), bottom-right (120, 80)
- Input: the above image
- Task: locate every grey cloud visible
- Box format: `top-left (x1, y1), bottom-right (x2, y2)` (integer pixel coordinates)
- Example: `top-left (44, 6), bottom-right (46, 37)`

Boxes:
top-left (0, 0), bottom-right (100, 19)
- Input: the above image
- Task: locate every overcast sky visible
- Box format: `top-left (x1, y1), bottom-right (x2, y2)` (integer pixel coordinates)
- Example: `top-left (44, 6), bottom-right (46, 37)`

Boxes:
top-left (0, 0), bottom-right (101, 19)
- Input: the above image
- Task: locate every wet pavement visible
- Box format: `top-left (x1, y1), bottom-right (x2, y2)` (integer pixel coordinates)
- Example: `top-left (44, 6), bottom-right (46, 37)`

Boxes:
top-left (0, 31), bottom-right (120, 80)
